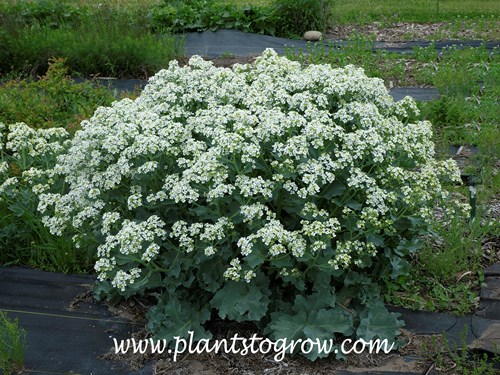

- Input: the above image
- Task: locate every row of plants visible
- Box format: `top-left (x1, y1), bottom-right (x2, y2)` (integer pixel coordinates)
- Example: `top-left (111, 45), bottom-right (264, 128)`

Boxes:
top-left (148, 0), bottom-right (333, 38)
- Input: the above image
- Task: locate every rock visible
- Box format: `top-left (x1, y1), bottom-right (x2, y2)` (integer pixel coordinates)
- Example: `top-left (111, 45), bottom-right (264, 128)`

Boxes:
top-left (303, 31), bottom-right (322, 41)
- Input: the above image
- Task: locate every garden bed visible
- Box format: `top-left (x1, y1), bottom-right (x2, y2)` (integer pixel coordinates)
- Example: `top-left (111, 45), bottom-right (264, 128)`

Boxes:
top-left (1, 1), bottom-right (499, 374)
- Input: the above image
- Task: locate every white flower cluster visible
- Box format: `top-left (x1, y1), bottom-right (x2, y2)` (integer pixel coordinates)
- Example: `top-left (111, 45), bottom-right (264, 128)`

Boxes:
top-left (0, 122), bottom-right (70, 199)
top-left (5, 123), bottom-right (69, 159)
top-left (328, 240), bottom-right (377, 270)
top-left (169, 217), bottom-right (234, 254)
top-left (38, 49), bottom-right (462, 291)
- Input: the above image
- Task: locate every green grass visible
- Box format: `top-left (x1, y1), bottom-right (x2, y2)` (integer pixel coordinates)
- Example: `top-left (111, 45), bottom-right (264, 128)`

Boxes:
top-left (332, 0), bottom-right (500, 24)
top-left (0, 312), bottom-right (26, 375)
top-left (0, 0), bottom-right (183, 78)
top-left (226, 0), bottom-right (500, 24)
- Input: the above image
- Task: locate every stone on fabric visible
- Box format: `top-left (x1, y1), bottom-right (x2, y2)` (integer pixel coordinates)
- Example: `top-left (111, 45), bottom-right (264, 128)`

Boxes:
top-left (303, 31), bottom-right (322, 41)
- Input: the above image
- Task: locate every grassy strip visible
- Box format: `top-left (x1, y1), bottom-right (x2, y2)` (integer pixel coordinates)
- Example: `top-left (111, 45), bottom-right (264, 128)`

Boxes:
top-left (0, 1), bottom-right (182, 78)
top-left (331, 0), bottom-right (500, 24)
top-left (225, 0), bottom-right (500, 24)
top-left (0, 312), bottom-right (26, 375)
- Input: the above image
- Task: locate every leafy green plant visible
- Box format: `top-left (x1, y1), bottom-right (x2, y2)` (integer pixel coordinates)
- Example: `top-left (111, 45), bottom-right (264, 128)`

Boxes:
top-left (1, 0), bottom-right (87, 29)
top-left (38, 50), bottom-right (466, 359)
top-left (148, 0), bottom-right (280, 35)
top-left (0, 311), bottom-right (26, 375)
top-left (273, 0), bottom-right (334, 37)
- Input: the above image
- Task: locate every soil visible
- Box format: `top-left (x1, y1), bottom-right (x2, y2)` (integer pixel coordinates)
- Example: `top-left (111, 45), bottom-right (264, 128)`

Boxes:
top-left (101, 323), bottom-right (439, 375)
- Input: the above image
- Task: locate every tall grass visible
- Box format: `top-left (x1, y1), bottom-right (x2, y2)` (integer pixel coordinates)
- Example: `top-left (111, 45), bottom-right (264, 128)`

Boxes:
top-left (0, 312), bottom-right (26, 375)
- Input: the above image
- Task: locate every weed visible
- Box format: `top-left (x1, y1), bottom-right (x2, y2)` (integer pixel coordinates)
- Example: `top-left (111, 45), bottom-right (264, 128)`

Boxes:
top-left (422, 326), bottom-right (500, 374)
top-left (0, 311), bottom-right (26, 375)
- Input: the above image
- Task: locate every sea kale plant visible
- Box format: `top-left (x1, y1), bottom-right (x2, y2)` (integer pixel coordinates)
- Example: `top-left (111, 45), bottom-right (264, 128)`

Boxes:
top-left (39, 49), bottom-right (464, 359)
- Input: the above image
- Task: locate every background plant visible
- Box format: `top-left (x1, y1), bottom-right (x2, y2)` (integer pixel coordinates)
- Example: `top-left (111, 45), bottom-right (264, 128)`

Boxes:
top-left (0, 58), bottom-right (116, 131)
top-left (0, 311), bottom-right (26, 375)
top-left (148, 0), bottom-right (280, 36)
top-left (0, 0), bottom-right (182, 78)
top-left (272, 0), bottom-right (334, 37)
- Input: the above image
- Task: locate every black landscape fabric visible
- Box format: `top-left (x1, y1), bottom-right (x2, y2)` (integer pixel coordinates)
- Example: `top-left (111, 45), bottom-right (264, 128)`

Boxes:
top-left (1, 267), bottom-right (499, 374)
top-left (183, 29), bottom-right (499, 58)
top-left (0, 267), bottom-right (150, 375)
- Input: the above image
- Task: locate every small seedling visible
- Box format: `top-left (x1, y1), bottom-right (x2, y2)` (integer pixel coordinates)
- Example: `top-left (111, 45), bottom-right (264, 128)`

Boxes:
top-left (422, 326), bottom-right (500, 374)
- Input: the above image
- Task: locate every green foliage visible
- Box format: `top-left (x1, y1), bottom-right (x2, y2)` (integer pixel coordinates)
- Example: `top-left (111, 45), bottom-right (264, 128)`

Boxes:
top-left (148, 0), bottom-right (280, 36)
top-left (0, 58), bottom-right (116, 131)
top-left (422, 213), bottom-right (494, 280)
top-left (0, 1), bottom-right (182, 77)
top-left (422, 326), bottom-right (500, 374)
top-left (273, 0), bottom-right (334, 36)
top-left (0, 311), bottom-right (26, 375)
top-left (149, 0), bottom-right (334, 37)
top-left (0, 0), bottom-right (88, 29)
top-left (418, 46), bottom-right (499, 152)
top-left (384, 271), bottom-right (481, 315)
